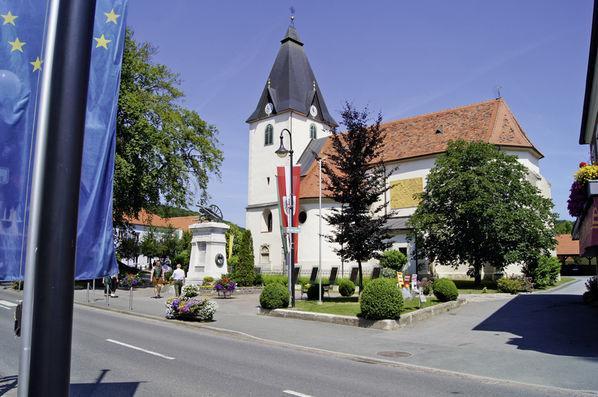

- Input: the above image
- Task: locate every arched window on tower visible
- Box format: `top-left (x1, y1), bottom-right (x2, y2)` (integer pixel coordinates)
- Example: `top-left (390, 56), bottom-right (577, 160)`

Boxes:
top-left (309, 124), bottom-right (317, 140)
top-left (262, 209), bottom-right (273, 232)
top-left (264, 124), bottom-right (274, 146)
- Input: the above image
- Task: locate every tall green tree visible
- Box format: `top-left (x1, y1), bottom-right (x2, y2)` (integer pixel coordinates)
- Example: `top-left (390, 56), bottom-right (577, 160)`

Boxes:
top-left (554, 219), bottom-right (574, 235)
top-left (232, 229), bottom-right (255, 286)
top-left (116, 230), bottom-right (141, 265)
top-left (158, 226), bottom-right (179, 259)
top-left (409, 140), bottom-right (556, 285)
top-left (114, 29), bottom-right (223, 225)
top-left (140, 226), bottom-right (160, 262)
top-left (323, 103), bottom-right (392, 292)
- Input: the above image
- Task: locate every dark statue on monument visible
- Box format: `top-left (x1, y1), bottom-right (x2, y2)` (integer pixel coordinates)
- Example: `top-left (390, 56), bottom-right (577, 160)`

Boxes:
top-left (198, 204), bottom-right (224, 222)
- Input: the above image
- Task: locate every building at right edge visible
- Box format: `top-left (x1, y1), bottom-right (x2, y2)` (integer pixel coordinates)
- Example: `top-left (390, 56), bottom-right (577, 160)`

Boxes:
top-left (576, 1), bottom-right (598, 258)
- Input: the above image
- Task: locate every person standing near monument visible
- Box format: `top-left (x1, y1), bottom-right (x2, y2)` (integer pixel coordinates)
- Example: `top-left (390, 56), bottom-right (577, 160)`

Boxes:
top-left (150, 260), bottom-right (164, 298)
top-left (172, 263), bottom-right (185, 297)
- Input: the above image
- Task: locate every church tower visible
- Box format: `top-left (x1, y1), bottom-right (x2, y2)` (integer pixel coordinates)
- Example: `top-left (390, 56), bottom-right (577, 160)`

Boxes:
top-left (245, 23), bottom-right (337, 272)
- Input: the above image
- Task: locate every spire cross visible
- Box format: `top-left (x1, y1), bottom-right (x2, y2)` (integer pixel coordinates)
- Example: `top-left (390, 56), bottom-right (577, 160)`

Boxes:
top-left (290, 6), bottom-right (295, 26)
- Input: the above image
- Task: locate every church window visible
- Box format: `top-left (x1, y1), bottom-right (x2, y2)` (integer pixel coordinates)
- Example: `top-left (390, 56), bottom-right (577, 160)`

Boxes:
top-left (262, 209), bottom-right (273, 232)
top-left (260, 245), bottom-right (270, 264)
top-left (298, 210), bottom-right (307, 224)
top-left (264, 124), bottom-right (274, 146)
top-left (309, 124), bottom-right (317, 140)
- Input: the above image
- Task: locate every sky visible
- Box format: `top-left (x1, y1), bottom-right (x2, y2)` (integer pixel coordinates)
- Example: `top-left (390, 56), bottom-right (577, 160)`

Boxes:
top-left (126, 0), bottom-right (594, 227)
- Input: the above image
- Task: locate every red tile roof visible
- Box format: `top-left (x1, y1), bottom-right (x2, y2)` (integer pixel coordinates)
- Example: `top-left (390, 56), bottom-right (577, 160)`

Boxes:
top-left (300, 98), bottom-right (542, 199)
top-left (556, 234), bottom-right (579, 256)
top-left (124, 209), bottom-right (198, 231)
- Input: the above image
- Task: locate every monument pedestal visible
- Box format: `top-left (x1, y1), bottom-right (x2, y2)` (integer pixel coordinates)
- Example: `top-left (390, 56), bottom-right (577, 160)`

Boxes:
top-left (186, 222), bottom-right (229, 284)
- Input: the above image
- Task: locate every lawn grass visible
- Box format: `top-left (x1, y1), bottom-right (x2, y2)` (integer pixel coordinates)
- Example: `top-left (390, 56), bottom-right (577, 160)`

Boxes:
top-left (293, 296), bottom-right (440, 317)
top-left (535, 276), bottom-right (576, 290)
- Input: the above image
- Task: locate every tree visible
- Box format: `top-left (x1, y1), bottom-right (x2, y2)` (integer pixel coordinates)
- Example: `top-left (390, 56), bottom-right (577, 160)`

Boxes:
top-left (322, 103), bottom-right (392, 292)
top-left (114, 29), bottom-right (223, 226)
top-left (116, 230), bottom-right (141, 265)
top-left (232, 230), bottom-right (255, 286)
top-left (174, 230), bottom-right (192, 272)
top-left (158, 226), bottom-right (179, 260)
top-left (409, 140), bottom-right (556, 286)
top-left (554, 219), bottom-right (574, 235)
top-left (140, 226), bottom-right (160, 262)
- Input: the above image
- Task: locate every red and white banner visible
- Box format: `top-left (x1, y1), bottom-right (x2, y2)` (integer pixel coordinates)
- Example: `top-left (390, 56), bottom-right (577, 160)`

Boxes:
top-left (276, 166), bottom-right (301, 265)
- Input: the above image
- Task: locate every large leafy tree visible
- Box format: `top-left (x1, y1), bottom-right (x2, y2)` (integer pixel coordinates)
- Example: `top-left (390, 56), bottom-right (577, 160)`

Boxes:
top-left (409, 140), bottom-right (556, 285)
top-left (323, 103), bottom-right (392, 292)
top-left (114, 29), bottom-right (223, 225)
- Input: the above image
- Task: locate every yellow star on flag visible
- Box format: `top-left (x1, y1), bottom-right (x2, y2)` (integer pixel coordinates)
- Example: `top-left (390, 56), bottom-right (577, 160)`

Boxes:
top-left (1, 11), bottom-right (17, 25)
top-left (94, 34), bottom-right (111, 49)
top-left (9, 37), bottom-right (25, 52)
top-left (104, 9), bottom-right (120, 24)
top-left (30, 56), bottom-right (42, 72)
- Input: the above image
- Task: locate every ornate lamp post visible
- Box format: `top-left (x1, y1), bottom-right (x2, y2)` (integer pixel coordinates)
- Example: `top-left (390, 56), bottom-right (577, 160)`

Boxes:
top-left (275, 128), bottom-right (295, 307)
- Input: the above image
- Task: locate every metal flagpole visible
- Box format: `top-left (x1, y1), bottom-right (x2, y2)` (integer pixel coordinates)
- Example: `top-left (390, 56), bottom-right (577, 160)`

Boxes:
top-left (318, 158), bottom-right (323, 305)
top-left (18, 1), bottom-right (98, 395)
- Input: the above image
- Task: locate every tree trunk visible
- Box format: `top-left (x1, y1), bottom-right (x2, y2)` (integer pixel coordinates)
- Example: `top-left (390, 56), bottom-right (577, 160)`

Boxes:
top-left (358, 261), bottom-right (363, 294)
top-left (474, 265), bottom-right (482, 287)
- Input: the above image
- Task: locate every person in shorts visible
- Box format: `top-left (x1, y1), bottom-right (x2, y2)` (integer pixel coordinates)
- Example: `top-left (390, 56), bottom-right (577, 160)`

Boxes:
top-left (150, 260), bottom-right (164, 298)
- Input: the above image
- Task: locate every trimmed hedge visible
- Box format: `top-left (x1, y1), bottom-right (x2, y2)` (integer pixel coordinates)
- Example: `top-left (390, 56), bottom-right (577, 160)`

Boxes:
top-left (260, 283), bottom-right (289, 309)
top-left (262, 274), bottom-right (288, 286)
top-left (359, 278), bottom-right (403, 320)
top-left (338, 279), bottom-right (355, 297)
top-left (531, 256), bottom-right (561, 288)
top-left (432, 278), bottom-right (459, 302)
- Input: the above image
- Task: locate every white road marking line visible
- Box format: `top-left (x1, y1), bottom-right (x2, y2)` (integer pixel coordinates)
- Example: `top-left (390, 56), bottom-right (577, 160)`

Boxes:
top-left (106, 339), bottom-right (175, 360)
top-left (283, 390), bottom-right (313, 397)
top-left (0, 300), bottom-right (17, 307)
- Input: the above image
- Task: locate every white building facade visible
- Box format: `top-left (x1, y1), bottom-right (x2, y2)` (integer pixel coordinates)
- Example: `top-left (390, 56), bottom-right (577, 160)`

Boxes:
top-left (246, 24), bottom-right (552, 279)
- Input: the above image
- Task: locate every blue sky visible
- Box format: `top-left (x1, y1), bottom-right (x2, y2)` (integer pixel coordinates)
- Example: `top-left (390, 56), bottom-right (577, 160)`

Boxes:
top-left (127, 0), bottom-right (594, 226)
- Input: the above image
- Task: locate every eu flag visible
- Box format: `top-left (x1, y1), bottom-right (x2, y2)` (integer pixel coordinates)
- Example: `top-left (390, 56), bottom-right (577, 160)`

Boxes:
top-left (0, 0), bottom-right (128, 280)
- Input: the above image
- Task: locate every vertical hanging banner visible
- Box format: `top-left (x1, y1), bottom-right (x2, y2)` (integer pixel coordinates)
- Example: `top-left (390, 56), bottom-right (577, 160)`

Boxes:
top-left (276, 165), bottom-right (301, 265)
top-left (0, 0), bottom-right (128, 280)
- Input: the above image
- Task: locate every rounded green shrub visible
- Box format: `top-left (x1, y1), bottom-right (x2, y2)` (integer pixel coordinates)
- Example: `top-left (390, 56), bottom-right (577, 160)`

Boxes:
top-left (306, 284), bottom-right (325, 300)
top-left (497, 277), bottom-right (525, 294)
top-left (359, 278), bottom-right (403, 320)
top-left (260, 283), bottom-right (290, 309)
top-left (379, 250), bottom-right (407, 271)
top-left (432, 278), bottom-right (459, 302)
top-left (338, 279), bottom-right (356, 297)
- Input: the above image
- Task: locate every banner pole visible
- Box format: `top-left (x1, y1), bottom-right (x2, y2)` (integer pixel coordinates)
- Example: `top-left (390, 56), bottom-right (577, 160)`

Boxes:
top-left (18, 1), bottom-right (97, 395)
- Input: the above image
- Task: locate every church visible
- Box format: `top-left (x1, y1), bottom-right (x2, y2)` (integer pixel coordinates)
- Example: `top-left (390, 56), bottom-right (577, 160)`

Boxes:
top-left (245, 24), bottom-right (551, 279)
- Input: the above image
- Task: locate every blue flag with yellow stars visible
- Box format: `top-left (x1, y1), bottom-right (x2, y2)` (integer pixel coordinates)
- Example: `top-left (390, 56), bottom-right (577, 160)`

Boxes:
top-left (0, 0), bottom-right (128, 280)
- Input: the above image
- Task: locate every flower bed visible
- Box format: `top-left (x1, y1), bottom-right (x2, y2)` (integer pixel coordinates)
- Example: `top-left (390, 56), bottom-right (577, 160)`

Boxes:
top-left (165, 283), bottom-right (217, 321)
top-left (119, 273), bottom-right (144, 288)
top-left (214, 276), bottom-right (236, 298)
top-left (567, 162), bottom-right (597, 217)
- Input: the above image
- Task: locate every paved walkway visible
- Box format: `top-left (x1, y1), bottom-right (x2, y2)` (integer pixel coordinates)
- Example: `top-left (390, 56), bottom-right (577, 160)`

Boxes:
top-left (70, 277), bottom-right (598, 391)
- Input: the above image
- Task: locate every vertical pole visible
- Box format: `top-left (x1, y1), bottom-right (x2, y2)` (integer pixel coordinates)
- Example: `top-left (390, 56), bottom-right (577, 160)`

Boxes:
top-left (18, 1), bottom-right (97, 396)
top-left (86, 282), bottom-right (90, 303)
top-left (318, 159), bottom-right (322, 305)
top-left (289, 147), bottom-right (295, 308)
top-left (92, 278), bottom-right (95, 301)
top-left (129, 287), bottom-right (133, 311)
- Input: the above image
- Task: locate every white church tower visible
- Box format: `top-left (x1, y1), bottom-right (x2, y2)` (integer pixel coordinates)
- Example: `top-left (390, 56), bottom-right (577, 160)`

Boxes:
top-left (245, 23), bottom-right (337, 273)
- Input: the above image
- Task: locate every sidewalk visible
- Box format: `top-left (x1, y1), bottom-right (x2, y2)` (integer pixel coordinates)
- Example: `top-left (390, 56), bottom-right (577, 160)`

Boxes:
top-left (72, 278), bottom-right (598, 392)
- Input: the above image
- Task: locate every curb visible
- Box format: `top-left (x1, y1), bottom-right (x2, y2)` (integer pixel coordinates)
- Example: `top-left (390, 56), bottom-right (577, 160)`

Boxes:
top-left (258, 298), bottom-right (466, 330)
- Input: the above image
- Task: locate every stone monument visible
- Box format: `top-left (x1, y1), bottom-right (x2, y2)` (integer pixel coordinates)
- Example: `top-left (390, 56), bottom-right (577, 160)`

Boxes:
top-left (186, 205), bottom-right (229, 284)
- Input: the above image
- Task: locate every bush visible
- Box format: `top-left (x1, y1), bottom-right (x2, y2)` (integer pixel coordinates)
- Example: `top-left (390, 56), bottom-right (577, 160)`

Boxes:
top-left (338, 279), bottom-right (356, 297)
top-left (379, 250), bottom-right (407, 272)
top-left (298, 276), bottom-right (310, 290)
top-left (262, 274), bottom-right (288, 286)
top-left (306, 284), bottom-right (325, 300)
top-left (497, 277), bottom-right (525, 294)
top-left (253, 271), bottom-right (263, 286)
top-left (360, 278), bottom-right (403, 320)
top-left (432, 278), bottom-right (459, 302)
top-left (419, 278), bottom-right (433, 295)
top-left (232, 230), bottom-right (255, 286)
top-left (203, 276), bottom-right (215, 285)
top-left (585, 276), bottom-right (598, 304)
top-left (260, 283), bottom-right (290, 309)
top-left (530, 256), bottom-right (561, 288)
top-left (381, 268), bottom-right (397, 279)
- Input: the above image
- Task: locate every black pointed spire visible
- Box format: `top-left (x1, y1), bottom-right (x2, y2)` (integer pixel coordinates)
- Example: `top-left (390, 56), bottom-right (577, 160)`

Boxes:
top-left (247, 24), bottom-right (337, 127)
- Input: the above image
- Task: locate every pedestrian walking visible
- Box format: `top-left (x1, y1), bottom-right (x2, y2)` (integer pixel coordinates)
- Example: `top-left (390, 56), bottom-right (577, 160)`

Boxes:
top-left (172, 263), bottom-right (185, 297)
top-left (150, 260), bottom-right (164, 298)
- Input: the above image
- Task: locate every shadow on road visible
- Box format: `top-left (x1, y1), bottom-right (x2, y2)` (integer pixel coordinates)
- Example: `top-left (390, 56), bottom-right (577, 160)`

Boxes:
top-left (474, 294), bottom-right (598, 358)
top-left (0, 371), bottom-right (143, 397)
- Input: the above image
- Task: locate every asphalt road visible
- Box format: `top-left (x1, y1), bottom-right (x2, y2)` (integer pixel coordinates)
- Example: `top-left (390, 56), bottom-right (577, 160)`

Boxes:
top-left (0, 290), bottom-right (593, 397)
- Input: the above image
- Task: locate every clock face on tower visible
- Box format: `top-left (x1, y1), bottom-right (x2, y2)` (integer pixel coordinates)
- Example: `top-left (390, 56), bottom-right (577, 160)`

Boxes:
top-left (309, 105), bottom-right (318, 118)
top-left (264, 103), bottom-right (273, 116)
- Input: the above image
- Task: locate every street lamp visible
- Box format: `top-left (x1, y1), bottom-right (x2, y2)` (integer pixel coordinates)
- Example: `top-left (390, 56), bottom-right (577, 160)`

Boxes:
top-left (276, 128), bottom-right (295, 307)
top-left (317, 157), bottom-right (326, 305)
